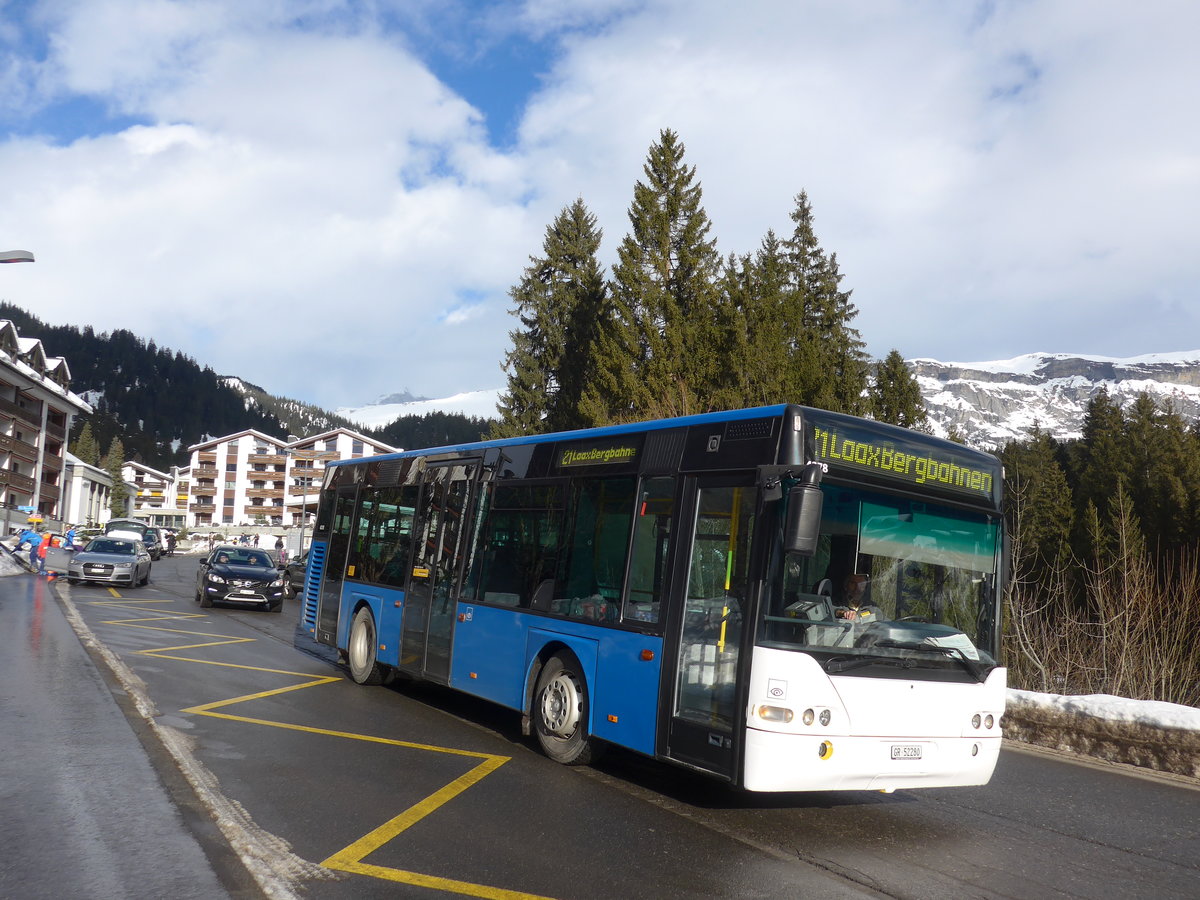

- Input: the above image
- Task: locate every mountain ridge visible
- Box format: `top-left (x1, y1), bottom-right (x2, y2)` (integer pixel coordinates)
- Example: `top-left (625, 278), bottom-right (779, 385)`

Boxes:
top-left (911, 350), bottom-right (1200, 447)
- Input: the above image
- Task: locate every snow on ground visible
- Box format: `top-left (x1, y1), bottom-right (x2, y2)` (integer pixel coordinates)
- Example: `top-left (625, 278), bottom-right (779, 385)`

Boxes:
top-left (1008, 689), bottom-right (1200, 732)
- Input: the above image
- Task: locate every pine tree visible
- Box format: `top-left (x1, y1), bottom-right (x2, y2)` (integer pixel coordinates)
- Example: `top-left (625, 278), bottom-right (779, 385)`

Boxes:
top-left (868, 350), bottom-right (928, 429)
top-left (71, 422), bottom-right (101, 465)
top-left (102, 437), bottom-right (128, 516)
top-left (495, 199), bottom-right (607, 436)
top-left (1002, 429), bottom-right (1075, 583)
top-left (779, 192), bottom-right (869, 413)
top-left (580, 129), bottom-right (722, 422)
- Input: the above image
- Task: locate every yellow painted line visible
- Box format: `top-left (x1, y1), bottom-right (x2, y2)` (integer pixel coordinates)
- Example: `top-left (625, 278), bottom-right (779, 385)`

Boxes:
top-left (87, 588), bottom-right (542, 898)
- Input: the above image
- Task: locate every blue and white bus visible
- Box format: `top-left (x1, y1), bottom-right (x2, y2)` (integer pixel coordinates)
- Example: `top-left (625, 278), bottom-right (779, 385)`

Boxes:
top-left (299, 405), bottom-right (1006, 792)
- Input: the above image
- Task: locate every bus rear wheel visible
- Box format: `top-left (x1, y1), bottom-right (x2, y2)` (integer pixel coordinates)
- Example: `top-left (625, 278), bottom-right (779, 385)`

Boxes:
top-left (533, 653), bottom-right (599, 766)
top-left (348, 607), bottom-right (387, 685)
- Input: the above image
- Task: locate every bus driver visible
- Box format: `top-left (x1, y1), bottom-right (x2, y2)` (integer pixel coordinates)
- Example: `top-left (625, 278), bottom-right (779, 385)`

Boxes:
top-left (835, 573), bottom-right (879, 620)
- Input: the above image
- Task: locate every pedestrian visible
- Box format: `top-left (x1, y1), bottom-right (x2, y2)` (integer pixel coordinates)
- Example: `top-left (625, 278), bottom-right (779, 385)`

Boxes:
top-left (64, 524), bottom-right (77, 550)
top-left (36, 533), bottom-right (51, 574)
top-left (18, 528), bottom-right (41, 568)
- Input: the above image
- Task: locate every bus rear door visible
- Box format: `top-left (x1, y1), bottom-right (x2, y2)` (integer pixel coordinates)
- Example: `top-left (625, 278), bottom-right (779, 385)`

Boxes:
top-left (397, 461), bottom-right (479, 683)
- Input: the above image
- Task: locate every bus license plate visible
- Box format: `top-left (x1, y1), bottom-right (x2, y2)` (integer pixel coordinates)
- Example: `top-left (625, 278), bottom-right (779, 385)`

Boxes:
top-left (891, 744), bottom-right (922, 760)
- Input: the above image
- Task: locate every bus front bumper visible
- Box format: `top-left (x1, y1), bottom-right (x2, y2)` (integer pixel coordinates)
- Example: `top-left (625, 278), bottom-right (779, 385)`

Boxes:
top-left (741, 727), bottom-right (1002, 792)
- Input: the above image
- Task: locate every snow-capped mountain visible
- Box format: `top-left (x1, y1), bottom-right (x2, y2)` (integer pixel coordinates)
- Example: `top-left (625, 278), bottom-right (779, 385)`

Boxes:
top-left (336, 389), bottom-right (502, 429)
top-left (331, 351), bottom-right (1200, 450)
top-left (913, 351), bottom-right (1200, 448)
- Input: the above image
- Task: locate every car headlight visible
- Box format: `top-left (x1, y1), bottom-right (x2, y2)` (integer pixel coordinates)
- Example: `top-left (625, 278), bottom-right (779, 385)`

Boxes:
top-left (207, 573), bottom-right (227, 584)
top-left (269, 577), bottom-right (284, 587)
top-left (114, 562), bottom-right (133, 569)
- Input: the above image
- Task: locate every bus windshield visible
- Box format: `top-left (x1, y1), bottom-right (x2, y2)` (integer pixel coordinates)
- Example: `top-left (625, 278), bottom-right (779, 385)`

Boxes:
top-left (759, 484), bottom-right (1001, 670)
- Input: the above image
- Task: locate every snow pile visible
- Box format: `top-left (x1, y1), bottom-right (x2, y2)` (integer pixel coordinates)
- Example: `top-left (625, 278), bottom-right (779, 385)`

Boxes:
top-left (1004, 689), bottom-right (1200, 779)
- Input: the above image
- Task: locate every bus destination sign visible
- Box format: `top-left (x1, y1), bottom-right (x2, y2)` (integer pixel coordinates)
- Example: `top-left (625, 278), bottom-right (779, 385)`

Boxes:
top-left (809, 417), bottom-right (999, 503)
top-left (556, 439), bottom-right (640, 469)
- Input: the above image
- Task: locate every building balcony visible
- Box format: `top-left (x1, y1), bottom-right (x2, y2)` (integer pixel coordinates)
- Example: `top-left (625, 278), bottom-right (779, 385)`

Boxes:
top-left (248, 453), bottom-right (285, 465)
top-left (45, 419), bottom-right (66, 441)
top-left (288, 483), bottom-right (320, 495)
top-left (191, 485), bottom-right (218, 497)
top-left (0, 469), bottom-right (36, 492)
top-left (39, 483), bottom-right (60, 502)
top-left (289, 448), bottom-right (341, 461)
top-left (0, 396), bottom-right (42, 427)
top-left (244, 506), bottom-right (285, 519)
top-left (0, 433), bottom-right (40, 463)
top-left (41, 452), bottom-right (64, 473)
top-left (245, 487), bottom-right (284, 499)
top-left (189, 501), bottom-right (217, 512)
top-left (193, 465), bottom-right (219, 477)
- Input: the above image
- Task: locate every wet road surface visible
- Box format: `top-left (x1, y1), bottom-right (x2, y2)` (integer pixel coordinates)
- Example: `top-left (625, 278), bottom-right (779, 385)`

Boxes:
top-left (0, 570), bottom-right (254, 898)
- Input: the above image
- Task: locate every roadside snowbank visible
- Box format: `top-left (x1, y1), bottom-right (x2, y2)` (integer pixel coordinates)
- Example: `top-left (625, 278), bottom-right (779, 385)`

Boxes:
top-left (1004, 689), bottom-right (1200, 779)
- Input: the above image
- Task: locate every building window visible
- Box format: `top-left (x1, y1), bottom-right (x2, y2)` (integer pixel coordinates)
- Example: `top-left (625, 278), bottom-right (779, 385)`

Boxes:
top-left (352, 440), bottom-right (364, 455)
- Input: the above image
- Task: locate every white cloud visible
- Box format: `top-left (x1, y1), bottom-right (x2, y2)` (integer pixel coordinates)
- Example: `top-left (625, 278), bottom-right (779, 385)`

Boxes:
top-left (1, 0), bottom-right (1197, 411)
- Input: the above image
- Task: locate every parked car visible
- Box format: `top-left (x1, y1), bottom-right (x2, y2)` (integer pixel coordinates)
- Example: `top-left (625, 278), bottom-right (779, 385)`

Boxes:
top-left (142, 526), bottom-right (164, 560)
top-left (195, 544), bottom-right (286, 612)
top-left (104, 519), bottom-right (162, 560)
top-left (67, 537), bottom-right (152, 587)
top-left (279, 549), bottom-right (309, 598)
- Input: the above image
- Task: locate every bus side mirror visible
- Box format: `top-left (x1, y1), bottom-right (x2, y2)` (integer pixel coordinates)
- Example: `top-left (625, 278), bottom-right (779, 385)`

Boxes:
top-left (784, 463), bottom-right (824, 556)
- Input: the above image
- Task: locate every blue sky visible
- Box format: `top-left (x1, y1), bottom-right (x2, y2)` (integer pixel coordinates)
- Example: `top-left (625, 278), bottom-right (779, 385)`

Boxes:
top-left (1, 1), bottom-right (1198, 411)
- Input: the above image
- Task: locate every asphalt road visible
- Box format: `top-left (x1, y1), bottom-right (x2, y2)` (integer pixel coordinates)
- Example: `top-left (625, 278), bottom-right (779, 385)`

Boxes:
top-left (10, 553), bottom-right (1200, 899)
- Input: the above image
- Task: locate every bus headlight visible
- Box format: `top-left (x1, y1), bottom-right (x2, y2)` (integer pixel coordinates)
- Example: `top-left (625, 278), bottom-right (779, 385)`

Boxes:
top-left (802, 708), bottom-right (815, 726)
top-left (985, 714), bottom-right (995, 729)
top-left (972, 713), bottom-right (982, 729)
top-left (757, 705), bottom-right (794, 723)
top-left (819, 709), bottom-right (831, 727)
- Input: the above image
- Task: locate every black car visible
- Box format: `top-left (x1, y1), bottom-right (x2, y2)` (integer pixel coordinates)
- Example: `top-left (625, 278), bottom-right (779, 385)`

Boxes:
top-left (195, 544), bottom-right (286, 612)
top-left (280, 549), bottom-right (309, 598)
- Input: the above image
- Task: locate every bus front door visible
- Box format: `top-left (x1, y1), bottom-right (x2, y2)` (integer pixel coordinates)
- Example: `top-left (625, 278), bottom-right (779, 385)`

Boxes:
top-left (398, 462), bottom-right (478, 683)
top-left (664, 477), bottom-right (756, 779)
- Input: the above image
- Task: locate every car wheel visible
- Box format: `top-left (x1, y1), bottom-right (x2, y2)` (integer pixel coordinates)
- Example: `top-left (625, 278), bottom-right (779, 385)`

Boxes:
top-left (199, 588), bottom-right (213, 608)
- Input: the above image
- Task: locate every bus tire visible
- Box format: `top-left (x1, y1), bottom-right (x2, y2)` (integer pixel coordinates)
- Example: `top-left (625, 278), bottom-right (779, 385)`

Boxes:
top-left (348, 607), bottom-right (387, 686)
top-left (533, 653), bottom-right (599, 766)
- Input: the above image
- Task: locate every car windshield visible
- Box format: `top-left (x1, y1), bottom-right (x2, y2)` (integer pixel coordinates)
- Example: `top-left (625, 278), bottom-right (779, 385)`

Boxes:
top-left (87, 539), bottom-right (134, 555)
top-left (217, 550), bottom-right (273, 567)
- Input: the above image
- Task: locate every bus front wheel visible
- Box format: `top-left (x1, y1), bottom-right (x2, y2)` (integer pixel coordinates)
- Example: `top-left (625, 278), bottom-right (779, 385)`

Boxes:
top-left (348, 607), bottom-right (387, 685)
top-left (533, 653), bottom-right (599, 766)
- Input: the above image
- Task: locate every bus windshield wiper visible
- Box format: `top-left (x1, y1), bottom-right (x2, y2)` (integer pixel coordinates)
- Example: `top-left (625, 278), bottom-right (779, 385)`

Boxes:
top-left (824, 654), bottom-right (918, 674)
top-left (871, 639), bottom-right (990, 683)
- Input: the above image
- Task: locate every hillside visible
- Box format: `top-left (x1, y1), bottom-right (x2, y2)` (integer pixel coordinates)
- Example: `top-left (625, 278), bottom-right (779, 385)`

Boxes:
top-left (0, 303), bottom-right (490, 469)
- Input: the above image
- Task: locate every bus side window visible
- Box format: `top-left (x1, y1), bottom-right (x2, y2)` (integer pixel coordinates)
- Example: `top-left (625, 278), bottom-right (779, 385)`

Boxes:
top-left (469, 484), bottom-right (564, 609)
top-left (623, 476), bottom-right (675, 625)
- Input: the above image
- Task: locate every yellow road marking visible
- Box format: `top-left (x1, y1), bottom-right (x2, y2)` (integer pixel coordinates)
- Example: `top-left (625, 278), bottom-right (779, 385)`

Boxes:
top-left (86, 592), bottom-right (549, 898)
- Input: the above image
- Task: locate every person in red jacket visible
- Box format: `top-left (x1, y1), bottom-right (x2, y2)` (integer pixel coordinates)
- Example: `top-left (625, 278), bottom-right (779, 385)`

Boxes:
top-left (36, 533), bottom-right (51, 574)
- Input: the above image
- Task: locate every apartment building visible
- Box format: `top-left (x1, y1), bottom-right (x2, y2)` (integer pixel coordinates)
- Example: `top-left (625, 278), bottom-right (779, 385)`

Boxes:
top-left (61, 452), bottom-right (113, 528)
top-left (121, 460), bottom-right (187, 530)
top-left (0, 319), bottom-right (92, 531)
top-left (185, 428), bottom-right (397, 528)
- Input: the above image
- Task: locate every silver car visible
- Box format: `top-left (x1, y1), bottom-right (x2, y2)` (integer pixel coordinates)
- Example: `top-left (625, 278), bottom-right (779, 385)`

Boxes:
top-left (67, 537), bottom-right (152, 587)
